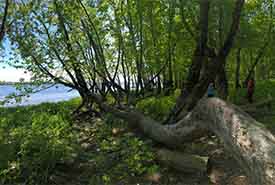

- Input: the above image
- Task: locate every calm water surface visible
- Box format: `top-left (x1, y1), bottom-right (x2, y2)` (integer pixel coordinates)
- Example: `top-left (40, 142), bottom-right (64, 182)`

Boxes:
top-left (0, 84), bottom-right (79, 107)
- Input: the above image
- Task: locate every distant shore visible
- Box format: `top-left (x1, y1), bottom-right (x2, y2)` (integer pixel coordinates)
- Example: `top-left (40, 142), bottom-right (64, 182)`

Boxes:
top-left (0, 82), bottom-right (54, 85)
top-left (0, 84), bottom-right (79, 107)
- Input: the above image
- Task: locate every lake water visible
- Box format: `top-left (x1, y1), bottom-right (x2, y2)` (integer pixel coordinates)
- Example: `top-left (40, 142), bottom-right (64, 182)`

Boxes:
top-left (0, 84), bottom-right (80, 107)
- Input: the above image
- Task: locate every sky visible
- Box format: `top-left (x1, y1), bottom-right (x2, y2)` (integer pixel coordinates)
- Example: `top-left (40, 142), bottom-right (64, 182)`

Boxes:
top-left (0, 67), bottom-right (31, 82)
top-left (0, 39), bottom-right (31, 82)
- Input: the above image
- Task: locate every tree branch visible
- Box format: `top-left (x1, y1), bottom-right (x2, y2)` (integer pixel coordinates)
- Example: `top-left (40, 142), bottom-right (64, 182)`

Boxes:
top-left (0, 0), bottom-right (9, 41)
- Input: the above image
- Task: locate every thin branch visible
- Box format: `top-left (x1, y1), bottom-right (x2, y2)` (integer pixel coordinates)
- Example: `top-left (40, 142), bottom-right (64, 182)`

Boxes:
top-left (0, 0), bottom-right (9, 41)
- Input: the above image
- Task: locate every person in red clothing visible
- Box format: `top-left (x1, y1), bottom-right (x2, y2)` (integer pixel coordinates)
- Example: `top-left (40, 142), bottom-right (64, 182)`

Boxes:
top-left (247, 78), bottom-right (255, 103)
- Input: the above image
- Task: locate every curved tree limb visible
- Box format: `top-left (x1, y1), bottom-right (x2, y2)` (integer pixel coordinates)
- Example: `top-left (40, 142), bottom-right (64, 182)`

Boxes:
top-left (93, 95), bottom-right (275, 184)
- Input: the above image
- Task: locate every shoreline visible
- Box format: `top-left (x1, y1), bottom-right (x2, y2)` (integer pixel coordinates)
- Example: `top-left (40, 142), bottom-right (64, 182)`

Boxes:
top-left (0, 97), bottom-right (81, 109)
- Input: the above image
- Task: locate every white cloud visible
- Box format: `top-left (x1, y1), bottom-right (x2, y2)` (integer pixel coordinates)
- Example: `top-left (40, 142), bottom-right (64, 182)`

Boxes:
top-left (0, 68), bottom-right (31, 82)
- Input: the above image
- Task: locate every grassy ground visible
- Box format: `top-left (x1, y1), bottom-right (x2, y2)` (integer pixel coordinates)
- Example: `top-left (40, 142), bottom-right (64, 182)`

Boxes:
top-left (0, 99), bottom-right (166, 185)
top-left (229, 80), bottom-right (275, 130)
top-left (0, 80), bottom-right (275, 185)
top-left (0, 99), bottom-right (81, 184)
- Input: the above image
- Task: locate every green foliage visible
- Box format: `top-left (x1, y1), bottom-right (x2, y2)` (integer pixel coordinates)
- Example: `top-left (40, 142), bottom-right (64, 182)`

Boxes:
top-left (0, 96), bottom-right (164, 184)
top-left (0, 98), bottom-right (160, 185)
top-left (229, 80), bottom-right (275, 131)
top-left (229, 80), bottom-right (275, 105)
top-left (253, 80), bottom-right (275, 101)
top-left (228, 86), bottom-right (248, 105)
top-left (136, 90), bottom-right (180, 121)
top-left (0, 100), bottom-right (80, 185)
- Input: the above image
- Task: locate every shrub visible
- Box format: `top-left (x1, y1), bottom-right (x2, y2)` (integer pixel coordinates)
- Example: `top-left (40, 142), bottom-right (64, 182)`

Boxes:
top-left (136, 94), bottom-right (177, 121)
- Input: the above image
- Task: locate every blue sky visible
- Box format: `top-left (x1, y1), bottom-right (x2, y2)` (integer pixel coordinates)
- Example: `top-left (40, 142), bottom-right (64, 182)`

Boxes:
top-left (0, 39), bottom-right (31, 82)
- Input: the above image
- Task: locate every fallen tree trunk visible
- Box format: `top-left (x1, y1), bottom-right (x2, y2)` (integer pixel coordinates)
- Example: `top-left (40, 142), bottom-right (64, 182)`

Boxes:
top-left (195, 98), bottom-right (275, 184)
top-left (96, 96), bottom-right (275, 184)
top-left (156, 148), bottom-right (208, 173)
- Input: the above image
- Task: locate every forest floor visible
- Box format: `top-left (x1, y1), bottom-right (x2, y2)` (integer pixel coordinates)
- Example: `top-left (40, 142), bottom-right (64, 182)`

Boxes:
top-left (51, 117), bottom-right (249, 185)
top-left (1, 81), bottom-right (275, 185)
top-left (49, 81), bottom-right (275, 185)
top-left (52, 103), bottom-right (275, 184)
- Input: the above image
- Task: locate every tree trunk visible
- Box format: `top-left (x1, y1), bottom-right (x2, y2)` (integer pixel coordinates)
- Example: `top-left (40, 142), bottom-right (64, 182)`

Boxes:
top-left (216, 64), bottom-right (229, 99)
top-left (166, 0), bottom-right (175, 94)
top-left (244, 41), bottom-right (269, 86)
top-left (167, 0), bottom-right (244, 123)
top-left (157, 75), bottom-right (162, 94)
top-left (235, 48), bottom-right (241, 89)
top-left (96, 96), bottom-right (275, 185)
top-left (166, 0), bottom-right (210, 122)
top-left (137, 0), bottom-right (144, 95)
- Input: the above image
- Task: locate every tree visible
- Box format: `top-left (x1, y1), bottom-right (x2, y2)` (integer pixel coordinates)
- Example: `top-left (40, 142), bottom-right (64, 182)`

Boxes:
top-left (5, 0), bottom-right (275, 184)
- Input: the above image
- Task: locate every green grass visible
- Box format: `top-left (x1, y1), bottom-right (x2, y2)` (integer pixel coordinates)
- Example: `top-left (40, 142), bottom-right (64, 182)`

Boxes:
top-left (229, 80), bottom-right (275, 104)
top-left (0, 98), bottom-right (159, 185)
top-left (0, 99), bottom-right (81, 184)
top-left (229, 80), bottom-right (275, 130)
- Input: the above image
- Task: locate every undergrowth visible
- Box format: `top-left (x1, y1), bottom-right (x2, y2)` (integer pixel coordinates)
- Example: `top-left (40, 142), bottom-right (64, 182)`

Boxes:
top-left (81, 117), bottom-right (159, 184)
top-left (1, 82), bottom-right (275, 184)
top-left (0, 99), bottom-right (81, 184)
top-left (0, 98), bottom-right (160, 185)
